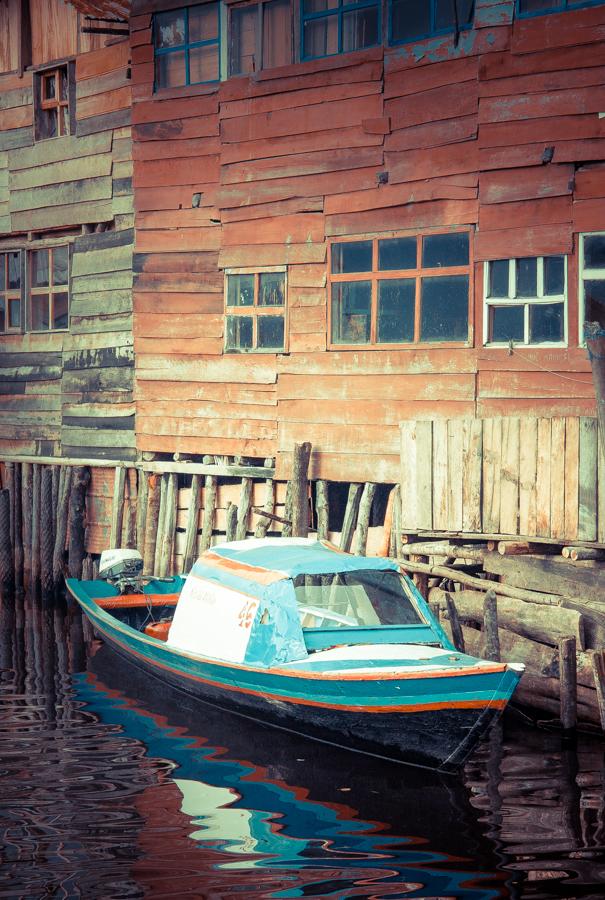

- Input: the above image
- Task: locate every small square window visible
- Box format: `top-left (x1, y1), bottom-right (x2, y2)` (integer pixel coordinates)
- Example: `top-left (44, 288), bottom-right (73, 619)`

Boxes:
top-left (0, 251), bottom-right (22, 334)
top-left (225, 270), bottom-right (286, 352)
top-left (484, 256), bottom-right (566, 346)
top-left (35, 65), bottom-right (71, 141)
top-left (302, 0), bottom-right (380, 60)
top-left (154, 4), bottom-right (221, 89)
top-left (580, 233), bottom-right (605, 339)
top-left (28, 246), bottom-right (70, 332)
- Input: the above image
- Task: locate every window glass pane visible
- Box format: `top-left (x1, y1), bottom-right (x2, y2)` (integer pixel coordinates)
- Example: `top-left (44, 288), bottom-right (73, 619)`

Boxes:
top-left (303, 0), bottom-right (338, 12)
top-left (155, 10), bottom-right (186, 48)
top-left (378, 237), bottom-right (416, 271)
top-left (226, 315), bottom-right (253, 350)
top-left (516, 257), bottom-right (537, 297)
top-left (487, 259), bottom-right (509, 298)
top-left (342, 6), bottom-right (379, 52)
top-left (303, 17), bottom-right (338, 58)
top-left (0, 299), bottom-right (4, 332)
top-left (155, 51), bottom-right (186, 88)
top-left (43, 108), bottom-right (58, 139)
top-left (263, 0), bottom-right (292, 68)
top-left (7, 252), bottom-right (20, 289)
top-left (331, 241), bottom-right (372, 274)
top-left (258, 315), bottom-right (284, 349)
top-left (259, 272), bottom-right (285, 306)
top-left (331, 282), bottom-right (371, 344)
top-left (52, 246), bottom-right (69, 286)
top-left (420, 275), bottom-right (468, 342)
top-left (435, 0), bottom-right (474, 30)
top-left (584, 280), bottom-right (605, 328)
top-left (59, 106), bottom-right (69, 136)
top-left (491, 306), bottom-right (524, 343)
top-left (227, 274), bottom-right (254, 307)
top-left (0, 254), bottom-right (4, 288)
top-left (44, 73), bottom-right (56, 100)
top-left (519, 0), bottom-right (561, 12)
top-left (544, 256), bottom-right (565, 296)
top-left (583, 234), bottom-right (605, 270)
top-left (422, 232), bottom-right (469, 268)
top-left (8, 298), bottom-right (20, 329)
top-left (230, 6), bottom-right (257, 75)
top-left (530, 302), bottom-right (563, 343)
top-left (377, 279), bottom-right (415, 343)
top-left (52, 292), bottom-right (69, 330)
top-left (31, 294), bottom-right (49, 331)
top-left (59, 68), bottom-right (68, 102)
top-left (190, 3), bottom-right (219, 41)
top-left (390, 0), bottom-right (431, 42)
top-left (31, 250), bottom-right (49, 288)
top-left (190, 44), bottom-right (219, 83)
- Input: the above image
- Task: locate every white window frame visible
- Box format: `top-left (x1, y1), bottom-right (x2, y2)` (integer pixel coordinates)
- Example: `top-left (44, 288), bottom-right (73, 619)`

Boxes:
top-left (483, 256), bottom-right (567, 348)
top-left (579, 232), bottom-right (605, 346)
top-left (224, 265), bottom-right (287, 353)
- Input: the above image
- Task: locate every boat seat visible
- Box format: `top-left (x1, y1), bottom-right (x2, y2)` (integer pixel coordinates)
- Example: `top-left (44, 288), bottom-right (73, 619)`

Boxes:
top-left (144, 621), bottom-right (171, 641)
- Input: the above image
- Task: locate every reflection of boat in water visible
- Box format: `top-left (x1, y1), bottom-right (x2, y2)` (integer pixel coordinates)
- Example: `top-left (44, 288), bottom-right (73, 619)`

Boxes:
top-left (67, 539), bottom-right (523, 772)
top-left (83, 644), bottom-right (507, 900)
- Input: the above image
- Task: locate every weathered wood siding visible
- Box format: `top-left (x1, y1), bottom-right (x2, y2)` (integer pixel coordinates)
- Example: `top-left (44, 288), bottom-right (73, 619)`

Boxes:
top-left (0, 32), bottom-right (135, 460)
top-left (128, 1), bottom-right (603, 482)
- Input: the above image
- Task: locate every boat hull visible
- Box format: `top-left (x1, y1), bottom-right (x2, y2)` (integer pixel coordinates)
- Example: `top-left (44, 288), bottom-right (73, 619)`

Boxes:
top-left (72, 592), bottom-right (519, 773)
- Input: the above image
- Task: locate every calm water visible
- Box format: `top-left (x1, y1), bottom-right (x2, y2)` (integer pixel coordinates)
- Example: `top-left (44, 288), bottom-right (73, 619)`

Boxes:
top-left (1, 594), bottom-right (604, 900)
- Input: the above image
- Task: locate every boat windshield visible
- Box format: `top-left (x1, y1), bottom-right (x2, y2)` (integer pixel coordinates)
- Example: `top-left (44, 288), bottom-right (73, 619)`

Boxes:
top-left (292, 570), bottom-right (424, 629)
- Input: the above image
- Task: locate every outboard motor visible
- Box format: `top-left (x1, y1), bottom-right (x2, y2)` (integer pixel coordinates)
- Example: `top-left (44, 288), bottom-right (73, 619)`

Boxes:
top-left (98, 549), bottom-right (144, 594)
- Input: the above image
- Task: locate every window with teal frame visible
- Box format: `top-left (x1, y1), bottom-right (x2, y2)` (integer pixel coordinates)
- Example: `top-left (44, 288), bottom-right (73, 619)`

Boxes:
top-left (154, 4), bottom-right (220, 90)
top-left (517, 0), bottom-right (603, 17)
top-left (389, 0), bottom-right (474, 45)
top-left (301, 0), bottom-right (381, 61)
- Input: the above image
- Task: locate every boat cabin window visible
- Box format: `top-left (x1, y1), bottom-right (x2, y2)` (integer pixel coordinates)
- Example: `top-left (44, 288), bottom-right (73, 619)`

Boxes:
top-left (293, 570), bottom-right (423, 629)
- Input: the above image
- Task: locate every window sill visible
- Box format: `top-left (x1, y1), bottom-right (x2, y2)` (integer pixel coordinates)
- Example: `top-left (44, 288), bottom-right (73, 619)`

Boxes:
top-left (152, 81), bottom-right (219, 101)
top-left (328, 341), bottom-right (472, 351)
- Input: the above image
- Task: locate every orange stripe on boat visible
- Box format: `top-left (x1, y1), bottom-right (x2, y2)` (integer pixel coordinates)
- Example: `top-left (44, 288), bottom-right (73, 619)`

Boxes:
top-left (202, 552), bottom-right (288, 585)
top-left (96, 594), bottom-right (179, 610)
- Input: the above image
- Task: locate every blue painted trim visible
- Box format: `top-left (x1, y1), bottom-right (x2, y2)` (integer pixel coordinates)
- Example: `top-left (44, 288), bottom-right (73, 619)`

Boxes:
top-left (516, 0), bottom-right (603, 19)
top-left (303, 624), bottom-right (438, 651)
top-left (153, 3), bottom-right (221, 91)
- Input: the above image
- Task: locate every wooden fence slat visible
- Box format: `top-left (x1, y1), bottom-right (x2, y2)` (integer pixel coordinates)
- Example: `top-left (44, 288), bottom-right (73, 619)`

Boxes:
top-left (400, 421), bottom-right (417, 531)
top-left (482, 418), bottom-right (501, 534)
top-left (550, 417), bottom-right (566, 541)
top-left (415, 420), bottom-right (433, 531)
top-left (564, 416), bottom-right (579, 542)
top-left (578, 416), bottom-right (598, 541)
top-left (500, 417), bottom-right (520, 536)
top-left (519, 417), bottom-right (537, 537)
top-left (598, 429), bottom-right (605, 543)
top-left (536, 417), bottom-right (552, 537)
top-left (446, 419), bottom-right (463, 531)
top-left (462, 418), bottom-right (482, 533)
top-left (432, 420), bottom-right (448, 531)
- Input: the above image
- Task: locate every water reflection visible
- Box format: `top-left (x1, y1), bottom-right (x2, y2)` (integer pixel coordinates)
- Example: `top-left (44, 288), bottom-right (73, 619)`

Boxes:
top-left (0, 593), bottom-right (604, 899)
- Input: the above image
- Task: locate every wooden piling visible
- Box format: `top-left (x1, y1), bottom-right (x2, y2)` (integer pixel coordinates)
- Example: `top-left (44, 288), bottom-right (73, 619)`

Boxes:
top-left (200, 456), bottom-right (217, 553)
top-left (0, 490), bottom-right (12, 592)
top-left (31, 464), bottom-right (41, 588)
top-left (158, 473), bottom-right (177, 577)
top-left (429, 600), bottom-right (440, 623)
top-left (21, 463), bottom-right (32, 588)
top-left (110, 466), bottom-right (126, 548)
top-left (153, 474), bottom-right (168, 575)
top-left (135, 470), bottom-right (149, 557)
top-left (81, 554), bottom-right (93, 581)
top-left (559, 636), bottom-right (578, 732)
top-left (445, 592), bottom-right (465, 653)
top-left (483, 590), bottom-right (500, 662)
top-left (4, 462), bottom-right (15, 570)
top-left (591, 649), bottom-right (605, 731)
top-left (254, 460), bottom-right (275, 539)
top-left (236, 477), bottom-right (253, 541)
top-left (142, 474), bottom-right (160, 576)
top-left (53, 467), bottom-right (72, 588)
top-left (411, 554), bottom-right (429, 600)
top-left (225, 501), bottom-right (238, 542)
top-left (122, 473), bottom-right (137, 549)
top-left (354, 482), bottom-right (376, 556)
top-left (290, 442), bottom-right (312, 538)
top-left (13, 463), bottom-right (23, 591)
top-left (40, 467), bottom-right (54, 595)
top-left (51, 465), bottom-right (60, 546)
top-left (315, 479), bottom-right (329, 541)
top-left (340, 483), bottom-right (363, 552)
top-left (67, 466), bottom-right (90, 579)
top-left (183, 473), bottom-right (201, 573)
top-left (282, 481), bottom-right (293, 537)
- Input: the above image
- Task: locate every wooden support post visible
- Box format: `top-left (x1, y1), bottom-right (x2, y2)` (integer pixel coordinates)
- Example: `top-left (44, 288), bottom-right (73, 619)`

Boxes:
top-left (0, 490), bottom-right (12, 592)
top-left (290, 442), bottom-right (312, 538)
top-left (340, 483), bottom-right (363, 552)
top-left (282, 481), bottom-right (293, 537)
top-left (143, 474), bottom-right (161, 575)
top-left (559, 636), bottom-right (578, 732)
top-left (81, 554), bottom-right (93, 581)
top-left (136, 470), bottom-right (149, 557)
top-left (68, 466), bottom-right (90, 579)
top-left (13, 463), bottom-right (23, 591)
top-left (31, 464), bottom-right (41, 588)
top-left (483, 590), bottom-right (500, 662)
top-left (354, 482), bottom-right (376, 556)
top-left (236, 477), bottom-right (253, 541)
top-left (315, 479), bottom-right (329, 541)
top-left (411, 554), bottom-right (429, 600)
top-left (391, 485), bottom-right (402, 557)
top-left (255, 460), bottom-right (275, 539)
top-left (445, 592), bottom-right (465, 653)
top-left (40, 467), bottom-right (54, 595)
top-left (122, 473), bottom-right (137, 549)
top-left (429, 600), bottom-right (440, 623)
top-left (154, 474), bottom-right (168, 576)
top-left (497, 541), bottom-right (530, 555)
top-left (51, 465), bottom-right (60, 546)
top-left (5, 462), bottom-right (15, 572)
top-left (21, 463), bottom-right (32, 589)
top-left (585, 322), bottom-right (605, 454)
top-left (110, 466), bottom-right (126, 548)
top-left (200, 455), bottom-right (217, 553)
top-left (53, 467), bottom-right (72, 588)
top-left (158, 473), bottom-right (177, 577)
top-left (183, 474), bottom-right (201, 573)
top-left (225, 501), bottom-right (238, 542)
top-left (591, 649), bottom-right (605, 731)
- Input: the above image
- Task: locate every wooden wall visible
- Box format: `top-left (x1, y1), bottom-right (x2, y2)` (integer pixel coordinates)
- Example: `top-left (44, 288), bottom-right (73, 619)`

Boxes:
top-left (128, 0), bottom-right (604, 484)
top-left (0, 32), bottom-right (134, 459)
